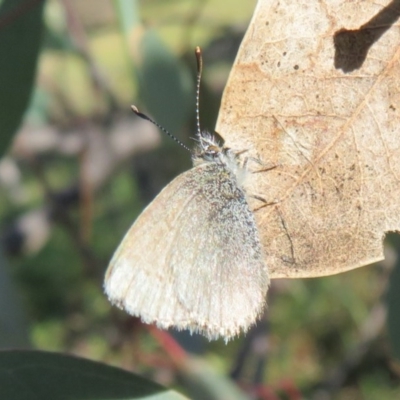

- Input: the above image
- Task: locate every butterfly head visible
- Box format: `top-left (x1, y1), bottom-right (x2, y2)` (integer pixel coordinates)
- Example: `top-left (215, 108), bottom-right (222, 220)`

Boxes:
top-left (193, 132), bottom-right (244, 180)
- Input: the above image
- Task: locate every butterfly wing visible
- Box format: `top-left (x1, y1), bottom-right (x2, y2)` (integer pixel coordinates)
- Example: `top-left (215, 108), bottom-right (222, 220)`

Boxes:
top-left (104, 162), bottom-right (269, 340)
top-left (168, 162), bottom-right (269, 339)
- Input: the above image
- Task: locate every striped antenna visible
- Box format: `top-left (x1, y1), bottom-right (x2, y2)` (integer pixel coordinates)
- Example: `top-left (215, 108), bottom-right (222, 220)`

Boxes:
top-left (195, 46), bottom-right (203, 138)
top-left (131, 105), bottom-right (191, 153)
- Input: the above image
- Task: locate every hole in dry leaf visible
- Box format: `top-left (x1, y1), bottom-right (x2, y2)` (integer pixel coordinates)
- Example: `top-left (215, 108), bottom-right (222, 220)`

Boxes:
top-left (334, 0), bottom-right (400, 72)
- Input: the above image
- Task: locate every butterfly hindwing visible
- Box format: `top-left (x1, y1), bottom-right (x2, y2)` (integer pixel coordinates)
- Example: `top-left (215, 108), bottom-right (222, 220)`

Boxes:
top-left (169, 162), bottom-right (268, 339)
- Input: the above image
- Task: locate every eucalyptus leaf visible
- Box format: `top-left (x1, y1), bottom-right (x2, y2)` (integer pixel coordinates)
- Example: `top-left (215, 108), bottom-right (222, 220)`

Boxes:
top-left (0, 350), bottom-right (188, 400)
top-left (0, 0), bottom-right (45, 156)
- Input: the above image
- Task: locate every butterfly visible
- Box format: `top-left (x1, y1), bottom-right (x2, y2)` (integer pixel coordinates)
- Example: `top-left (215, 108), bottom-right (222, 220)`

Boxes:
top-left (104, 47), bottom-right (269, 341)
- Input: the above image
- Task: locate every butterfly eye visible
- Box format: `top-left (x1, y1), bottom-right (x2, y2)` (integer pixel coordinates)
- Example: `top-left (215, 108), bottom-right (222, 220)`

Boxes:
top-left (202, 145), bottom-right (220, 159)
top-left (208, 145), bottom-right (220, 153)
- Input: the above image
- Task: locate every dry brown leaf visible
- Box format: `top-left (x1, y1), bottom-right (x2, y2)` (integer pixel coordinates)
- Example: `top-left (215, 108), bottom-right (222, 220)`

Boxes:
top-left (216, 0), bottom-right (400, 278)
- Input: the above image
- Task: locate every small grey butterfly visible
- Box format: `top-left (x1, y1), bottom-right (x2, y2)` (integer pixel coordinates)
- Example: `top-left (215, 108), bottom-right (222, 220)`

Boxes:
top-left (104, 47), bottom-right (269, 341)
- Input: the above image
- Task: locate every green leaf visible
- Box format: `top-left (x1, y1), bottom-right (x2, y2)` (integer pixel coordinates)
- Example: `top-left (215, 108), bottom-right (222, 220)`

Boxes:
top-left (0, 250), bottom-right (30, 348)
top-left (136, 30), bottom-right (194, 136)
top-left (114, 0), bottom-right (141, 36)
top-left (180, 358), bottom-right (251, 400)
top-left (387, 249), bottom-right (400, 361)
top-left (0, 350), bottom-right (188, 400)
top-left (0, 0), bottom-right (45, 156)
top-left (114, 2), bottom-right (193, 139)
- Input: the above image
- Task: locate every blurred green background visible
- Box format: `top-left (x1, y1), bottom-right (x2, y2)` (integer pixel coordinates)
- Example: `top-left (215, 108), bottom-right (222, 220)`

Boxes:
top-left (1, 0), bottom-right (400, 399)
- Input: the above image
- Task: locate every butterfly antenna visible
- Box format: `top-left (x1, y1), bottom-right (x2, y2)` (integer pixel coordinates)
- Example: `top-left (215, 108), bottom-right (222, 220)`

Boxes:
top-left (195, 46), bottom-right (203, 138)
top-left (131, 105), bottom-right (192, 153)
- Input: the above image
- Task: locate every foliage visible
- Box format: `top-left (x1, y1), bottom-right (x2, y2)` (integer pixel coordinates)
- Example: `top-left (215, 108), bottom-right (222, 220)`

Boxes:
top-left (0, 0), bottom-right (399, 399)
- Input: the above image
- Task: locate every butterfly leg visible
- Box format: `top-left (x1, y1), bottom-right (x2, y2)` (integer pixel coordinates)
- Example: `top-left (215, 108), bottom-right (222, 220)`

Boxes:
top-left (251, 195), bottom-right (279, 212)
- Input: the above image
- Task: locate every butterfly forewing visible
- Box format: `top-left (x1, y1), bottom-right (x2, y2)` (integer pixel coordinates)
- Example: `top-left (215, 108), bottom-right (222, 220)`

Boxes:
top-left (105, 162), bottom-right (269, 340)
